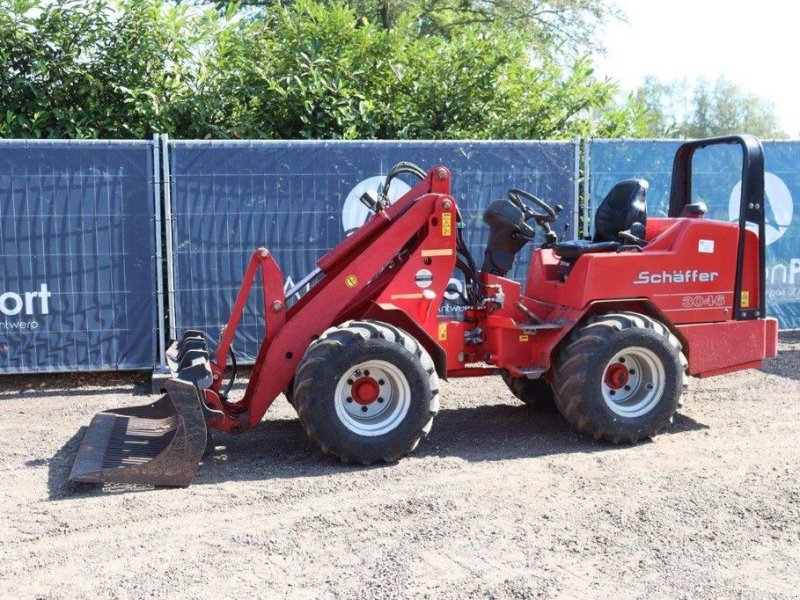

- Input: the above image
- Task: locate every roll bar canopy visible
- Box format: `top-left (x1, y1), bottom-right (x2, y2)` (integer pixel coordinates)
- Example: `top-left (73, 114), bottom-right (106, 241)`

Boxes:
top-left (668, 135), bottom-right (766, 320)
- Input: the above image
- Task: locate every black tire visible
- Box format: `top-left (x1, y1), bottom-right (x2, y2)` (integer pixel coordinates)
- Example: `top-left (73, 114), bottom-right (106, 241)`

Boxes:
top-left (552, 311), bottom-right (688, 443)
top-left (501, 373), bottom-right (557, 413)
top-left (293, 319), bottom-right (439, 464)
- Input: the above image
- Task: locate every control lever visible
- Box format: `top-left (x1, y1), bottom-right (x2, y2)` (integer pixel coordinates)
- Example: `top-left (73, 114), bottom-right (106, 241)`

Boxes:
top-left (618, 230), bottom-right (645, 245)
top-left (540, 204), bottom-right (563, 246)
top-left (618, 222), bottom-right (647, 247)
top-left (541, 225), bottom-right (558, 247)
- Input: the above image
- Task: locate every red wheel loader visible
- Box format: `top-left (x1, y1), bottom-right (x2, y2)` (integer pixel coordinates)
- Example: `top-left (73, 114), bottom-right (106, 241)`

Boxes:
top-left (70, 136), bottom-right (778, 487)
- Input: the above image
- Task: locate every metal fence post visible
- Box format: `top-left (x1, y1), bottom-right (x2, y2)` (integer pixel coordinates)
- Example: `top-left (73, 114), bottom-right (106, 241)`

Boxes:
top-left (572, 137), bottom-right (580, 239)
top-left (162, 134), bottom-right (178, 341)
top-left (582, 138), bottom-right (591, 238)
top-left (151, 134), bottom-right (169, 390)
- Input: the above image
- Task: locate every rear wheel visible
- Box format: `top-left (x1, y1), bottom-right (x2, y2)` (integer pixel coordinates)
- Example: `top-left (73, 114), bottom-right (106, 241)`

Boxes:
top-left (294, 320), bottom-right (439, 464)
top-left (501, 374), bottom-right (557, 413)
top-left (552, 312), bottom-right (688, 443)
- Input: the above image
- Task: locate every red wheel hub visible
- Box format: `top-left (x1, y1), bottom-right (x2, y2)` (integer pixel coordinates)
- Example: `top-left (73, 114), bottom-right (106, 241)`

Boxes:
top-left (604, 363), bottom-right (629, 389)
top-left (351, 377), bottom-right (380, 405)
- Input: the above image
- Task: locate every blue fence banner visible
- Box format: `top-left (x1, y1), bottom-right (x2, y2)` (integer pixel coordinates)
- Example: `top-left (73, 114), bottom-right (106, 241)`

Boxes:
top-left (168, 140), bottom-right (578, 362)
top-left (587, 139), bottom-right (800, 329)
top-left (0, 140), bottom-right (158, 373)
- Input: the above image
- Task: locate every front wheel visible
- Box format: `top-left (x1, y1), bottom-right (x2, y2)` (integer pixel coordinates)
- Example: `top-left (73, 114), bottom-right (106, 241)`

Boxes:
top-left (552, 312), bottom-right (688, 443)
top-left (293, 320), bottom-right (439, 464)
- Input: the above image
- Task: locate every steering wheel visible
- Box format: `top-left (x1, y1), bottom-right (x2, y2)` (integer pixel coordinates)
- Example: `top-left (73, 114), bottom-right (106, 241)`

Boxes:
top-left (507, 188), bottom-right (559, 223)
top-left (507, 188), bottom-right (563, 247)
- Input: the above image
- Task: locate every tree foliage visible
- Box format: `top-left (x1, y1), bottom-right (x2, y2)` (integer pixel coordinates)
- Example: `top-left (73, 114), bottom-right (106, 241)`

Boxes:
top-left (211, 0), bottom-right (619, 54)
top-left (409, 0), bottom-right (618, 54)
top-left (634, 75), bottom-right (787, 139)
top-left (0, 0), bottom-right (214, 138)
top-left (0, 0), bottom-right (642, 140)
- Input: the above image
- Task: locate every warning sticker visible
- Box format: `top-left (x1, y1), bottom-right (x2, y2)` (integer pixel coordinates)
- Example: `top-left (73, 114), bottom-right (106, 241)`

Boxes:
top-left (441, 212), bottom-right (452, 236)
top-left (741, 291), bottom-right (750, 307)
top-left (438, 323), bottom-right (447, 341)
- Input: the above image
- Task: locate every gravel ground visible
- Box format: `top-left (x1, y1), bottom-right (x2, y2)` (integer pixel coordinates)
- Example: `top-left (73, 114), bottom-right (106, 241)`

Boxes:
top-left (1, 334), bottom-right (799, 599)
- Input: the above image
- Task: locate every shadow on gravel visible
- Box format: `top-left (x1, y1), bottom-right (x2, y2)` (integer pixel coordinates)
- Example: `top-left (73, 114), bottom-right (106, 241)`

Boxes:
top-left (2, 385), bottom-right (150, 400)
top-left (42, 427), bottom-right (97, 500)
top-left (0, 371), bottom-right (151, 399)
top-left (45, 403), bottom-right (708, 496)
top-left (759, 340), bottom-right (800, 381)
top-left (779, 331), bottom-right (800, 344)
top-left (187, 403), bottom-right (708, 486)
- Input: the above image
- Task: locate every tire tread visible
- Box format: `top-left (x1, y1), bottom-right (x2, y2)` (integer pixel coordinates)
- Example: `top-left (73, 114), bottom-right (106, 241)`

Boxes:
top-left (294, 319), bottom-right (439, 464)
top-left (553, 311), bottom-right (688, 444)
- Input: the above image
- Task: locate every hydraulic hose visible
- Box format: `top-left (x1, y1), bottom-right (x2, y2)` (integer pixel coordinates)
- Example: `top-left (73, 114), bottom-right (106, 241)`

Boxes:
top-left (221, 346), bottom-right (237, 401)
top-left (455, 207), bottom-right (482, 303)
top-left (381, 161), bottom-right (427, 197)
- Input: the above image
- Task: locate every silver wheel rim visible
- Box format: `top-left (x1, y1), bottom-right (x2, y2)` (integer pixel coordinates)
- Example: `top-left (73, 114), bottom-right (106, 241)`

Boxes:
top-left (601, 347), bottom-right (666, 418)
top-left (334, 360), bottom-right (411, 436)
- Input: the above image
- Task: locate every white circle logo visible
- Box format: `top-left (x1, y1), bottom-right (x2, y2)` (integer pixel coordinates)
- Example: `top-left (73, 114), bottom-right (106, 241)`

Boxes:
top-left (729, 172), bottom-right (793, 245)
top-left (444, 277), bottom-right (464, 301)
top-left (342, 176), bottom-right (411, 236)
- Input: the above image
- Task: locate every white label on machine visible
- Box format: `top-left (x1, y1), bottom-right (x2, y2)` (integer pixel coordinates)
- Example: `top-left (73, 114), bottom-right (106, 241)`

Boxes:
top-left (698, 239), bottom-right (715, 254)
top-left (415, 269), bottom-right (433, 289)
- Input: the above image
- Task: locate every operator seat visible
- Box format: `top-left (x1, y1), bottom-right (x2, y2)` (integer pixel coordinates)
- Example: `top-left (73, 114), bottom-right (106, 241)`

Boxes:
top-left (553, 178), bottom-right (648, 261)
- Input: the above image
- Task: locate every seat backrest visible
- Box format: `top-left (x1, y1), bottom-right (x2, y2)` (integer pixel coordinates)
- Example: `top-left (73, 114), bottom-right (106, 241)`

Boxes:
top-left (593, 179), bottom-right (648, 242)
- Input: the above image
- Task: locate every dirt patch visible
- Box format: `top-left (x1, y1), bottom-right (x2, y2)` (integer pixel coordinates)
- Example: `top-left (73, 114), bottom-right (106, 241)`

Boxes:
top-left (1, 337), bottom-right (798, 598)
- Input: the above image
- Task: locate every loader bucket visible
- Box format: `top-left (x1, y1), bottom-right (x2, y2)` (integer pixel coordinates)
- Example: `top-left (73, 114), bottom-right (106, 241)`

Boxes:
top-left (69, 333), bottom-right (215, 487)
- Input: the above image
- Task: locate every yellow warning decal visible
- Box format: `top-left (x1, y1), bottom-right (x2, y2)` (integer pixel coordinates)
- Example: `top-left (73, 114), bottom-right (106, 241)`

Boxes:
top-left (441, 212), bottom-right (452, 236)
top-left (519, 334), bottom-right (529, 342)
top-left (345, 274), bottom-right (358, 288)
top-left (741, 291), bottom-right (750, 308)
top-left (438, 323), bottom-right (448, 341)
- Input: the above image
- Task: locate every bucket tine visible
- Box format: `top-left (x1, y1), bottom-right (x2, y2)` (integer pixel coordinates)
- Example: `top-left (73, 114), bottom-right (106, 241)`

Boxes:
top-left (70, 333), bottom-right (217, 487)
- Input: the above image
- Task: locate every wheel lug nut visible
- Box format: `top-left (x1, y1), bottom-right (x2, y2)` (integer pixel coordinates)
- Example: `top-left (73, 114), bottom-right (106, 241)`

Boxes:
top-left (377, 397), bottom-right (384, 403)
top-left (346, 397), bottom-right (353, 403)
top-left (629, 369), bottom-right (635, 375)
top-left (364, 370), bottom-right (370, 376)
top-left (624, 385), bottom-right (631, 391)
top-left (347, 379), bottom-right (353, 385)
top-left (379, 379), bottom-right (385, 385)
top-left (361, 406), bottom-right (368, 412)
top-left (609, 390), bottom-right (616, 396)
top-left (619, 357), bottom-right (626, 363)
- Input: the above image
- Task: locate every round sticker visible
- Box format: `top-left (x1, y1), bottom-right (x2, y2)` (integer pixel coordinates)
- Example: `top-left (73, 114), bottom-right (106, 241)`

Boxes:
top-left (345, 275), bottom-right (358, 288)
top-left (414, 269), bottom-right (433, 289)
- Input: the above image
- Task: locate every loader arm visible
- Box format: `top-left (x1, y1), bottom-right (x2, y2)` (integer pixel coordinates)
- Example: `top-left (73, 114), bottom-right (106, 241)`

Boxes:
top-left (210, 166), bottom-right (457, 432)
